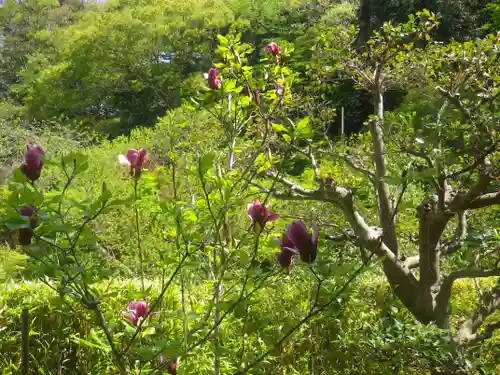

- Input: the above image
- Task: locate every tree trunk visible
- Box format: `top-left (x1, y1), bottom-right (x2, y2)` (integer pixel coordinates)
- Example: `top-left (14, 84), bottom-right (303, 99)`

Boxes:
top-left (370, 88), bottom-right (399, 255)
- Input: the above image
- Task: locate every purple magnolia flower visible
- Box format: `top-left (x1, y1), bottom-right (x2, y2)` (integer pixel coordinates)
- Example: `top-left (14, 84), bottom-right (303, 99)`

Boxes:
top-left (207, 68), bottom-right (221, 89)
top-left (159, 356), bottom-right (179, 375)
top-left (247, 200), bottom-right (279, 227)
top-left (18, 205), bottom-right (38, 246)
top-left (266, 42), bottom-right (279, 56)
top-left (118, 147), bottom-right (149, 179)
top-left (122, 299), bottom-right (158, 327)
top-left (275, 232), bottom-right (298, 269)
top-left (286, 221), bottom-right (319, 264)
top-left (20, 144), bottom-right (45, 182)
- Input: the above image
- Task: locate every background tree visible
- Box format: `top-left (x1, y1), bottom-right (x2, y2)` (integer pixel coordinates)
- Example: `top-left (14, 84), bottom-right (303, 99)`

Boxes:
top-left (356, 0), bottom-right (495, 46)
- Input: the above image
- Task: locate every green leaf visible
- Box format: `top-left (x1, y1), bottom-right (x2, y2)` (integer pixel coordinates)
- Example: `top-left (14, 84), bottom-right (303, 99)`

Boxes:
top-left (88, 201), bottom-right (102, 217)
top-left (24, 189), bottom-right (44, 206)
top-left (46, 194), bottom-right (63, 204)
top-left (295, 117), bottom-right (312, 140)
top-left (235, 249), bottom-right (250, 266)
top-left (98, 182), bottom-right (112, 203)
top-left (142, 326), bottom-right (156, 337)
top-left (71, 331), bottom-right (109, 352)
top-left (292, 308), bottom-right (307, 317)
top-left (181, 208), bottom-right (198, 222)
top-left (136, 346), bottom-right (157, 361)
top-left (62, 152), bottom-right (89, 175)
top-left (199, 152), bottom-right (215, 176)
top-left (12, 168), bottom-right (28, 183)
top-left (217, 34), bottom-right (229, 46)
top-left (272, 123), bottom-right (288, 133)
top-left (6, 216), bottom-right (30, 230)
top-left (223, 79), bottom-right (237, 92)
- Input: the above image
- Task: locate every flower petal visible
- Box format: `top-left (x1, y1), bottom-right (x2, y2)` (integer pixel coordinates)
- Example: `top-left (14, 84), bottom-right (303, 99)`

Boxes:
top-left (280, 232), bottom-right (295, 250)
top-left (118, 154), bottom-right (131, 166)
top-left (122, 310), bottom-right (138, 326)
top-left (276, 248), bottom-right (295, 269)
top-left (20, 206), bottom-right (36, 217)
top-left (287, 221), bottom-right (310, 250)
top-left (127, 301), bottom-right (138, 311)
top-left (267, 213), bottom-right (280, 222)
top-left (208, 68), bottom-right (218, 78)
top-left (282, 246), bottom-right (298, 254)
top-left (136, 147), bottom-right (148, 168)
top-left (247, 201), bottom-right (259, 219)
top-left (247, 200), bottom-right (266, 223)
top-left (134, 299), bottom-right (149, 318)
top-left (126, 149), bottom-right (139, 167)
top-left (312, 222), bottom-right (319, 249)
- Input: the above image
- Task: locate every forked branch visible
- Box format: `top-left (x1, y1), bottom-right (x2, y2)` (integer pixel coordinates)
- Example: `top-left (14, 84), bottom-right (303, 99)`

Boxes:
top-left (265, 171), bottom-right (426, 317)
top-left (456, 279), bottom-right (500, 345)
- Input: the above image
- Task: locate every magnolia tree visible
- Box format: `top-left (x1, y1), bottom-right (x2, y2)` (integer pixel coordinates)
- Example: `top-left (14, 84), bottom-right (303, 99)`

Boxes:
top-left (4, 37), bottom-right (367, 375)
top-left (4, 10), bottom-right (499, 375)
top-left (208, 11), bottom-right (499, 375)
top-left (202, 9), bottom-right (500, 375)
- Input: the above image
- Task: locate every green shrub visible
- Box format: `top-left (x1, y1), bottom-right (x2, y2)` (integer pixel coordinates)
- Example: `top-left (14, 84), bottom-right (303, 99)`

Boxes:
top-left (2, 276), bottom-right (495, 375)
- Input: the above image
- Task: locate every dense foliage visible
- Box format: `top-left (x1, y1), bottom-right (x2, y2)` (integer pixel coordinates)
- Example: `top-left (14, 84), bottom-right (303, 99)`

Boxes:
top-left (0, 1), bottom-right (499, 375)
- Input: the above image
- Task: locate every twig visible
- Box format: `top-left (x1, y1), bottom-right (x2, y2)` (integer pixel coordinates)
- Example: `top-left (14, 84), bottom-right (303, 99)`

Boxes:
top-left (94, 306), bottom-right (127, 375)
top-left (403, 148), bottom-right (434, 168)
top-left (134, 180), bottom-right (145, 293)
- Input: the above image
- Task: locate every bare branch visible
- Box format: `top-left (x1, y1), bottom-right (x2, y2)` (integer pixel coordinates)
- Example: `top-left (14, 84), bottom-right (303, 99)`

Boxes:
top-left (412, 137), bottom-right (495, 288)
top-left (446, 153), bottom-right (497, 179)
top-left (370, 84), bottom-right (399, 255)
top-left (342, 154), bottom-right (376, 182)
top-left (468, 191), bottom-right (500, 210)
top-left (445, 141), bottom-right (499, 179)
top-left (265, 170), bottom-right (428, 319)
top-left (408, 209), bottom-right (468, 270)
top-left (404, 255), bottom-right (420, 269)
top-left (438, 268), bottom-right (500, 306)
top-left (266, 172), bottom-right (392, 255)
top-left (417, 197), bottom-right (451, 290)
top-left (466, 321), bottom-right (500, 345)
top-left (455, 210), bottom-right (467, 240)
top-left (324, 229), bottom-right (358, 244)
top-left (403, 148), bottom-right (434, 168)
top-left (439, 210), bottom-right (467, 255)
top-left (435, 86), bottom-right (472, 120)
top-left (456, 279), bottom-right (500, 345)
top-left (449, 158), bottom-right (497, 212)
top-left (447, 268), bottom-right (500, 280)
top-left (344, 61), bottom-right (374, 87)
top-left (473, 278), bottom-right (483, 299)
top-left (308, 145), bottom-right (321, 182)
